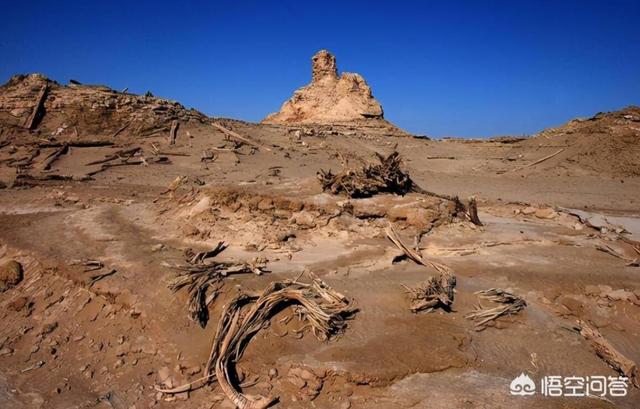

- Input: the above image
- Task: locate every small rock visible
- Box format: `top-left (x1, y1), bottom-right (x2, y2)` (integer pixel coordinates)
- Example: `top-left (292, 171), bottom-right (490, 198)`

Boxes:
top-left (151, 244), bottom-right (165, 252)
top-left (288, 376), bottom-right (306, 389)
top-left (268, 368), bottom-right (278, 379)
top-left (605, 289), bottom-right (636, 302)
top-left (521, 206), bottom-right (536, 215)
top-left (0, 347), bottom-right (14, 356)
top-left (535, 208), bottom-right (558, 219)
top-left (291, 211), bottom-right (316, 229)
top-left (0, 260), bottom-right (24, 291)
top-left (184, 365), bottom-right (201, 376)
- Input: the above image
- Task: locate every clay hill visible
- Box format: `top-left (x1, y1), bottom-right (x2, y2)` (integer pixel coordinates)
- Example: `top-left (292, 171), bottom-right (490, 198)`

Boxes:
top-left (0, 73), bottom-right (206, 141)
top-left (263, 50), bottom-right (406, 134)
top-left (1, 62), bottom-right (640, 409)
top-left (509, 106), bottom-right (640, 176)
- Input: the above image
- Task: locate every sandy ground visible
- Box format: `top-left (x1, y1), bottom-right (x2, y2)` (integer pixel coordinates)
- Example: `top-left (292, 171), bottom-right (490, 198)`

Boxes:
top-left (1, 118), bottom-right (639, 409)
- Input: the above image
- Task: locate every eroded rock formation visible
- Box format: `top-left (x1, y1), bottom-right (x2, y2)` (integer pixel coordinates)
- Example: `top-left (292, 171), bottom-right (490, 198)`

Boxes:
top-left (263, 50), bottom-right (385, 124)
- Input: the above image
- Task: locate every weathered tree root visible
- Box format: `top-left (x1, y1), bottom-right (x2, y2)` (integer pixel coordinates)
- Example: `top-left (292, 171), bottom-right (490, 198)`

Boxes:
top-left (318, 151), bottom-right (413, 198)
top-left (403, 273), bottom-right (456, 313)
top-left (319, 151), bottom-right (482, 225)
top-left (167, 242), bottom-right (266, 328)
top-left (157, 275), bottom-right (357, 409)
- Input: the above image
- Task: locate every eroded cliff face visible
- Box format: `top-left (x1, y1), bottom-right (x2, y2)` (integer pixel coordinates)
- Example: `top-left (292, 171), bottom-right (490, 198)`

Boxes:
top-left (263, 50), bottom-right (385, 124)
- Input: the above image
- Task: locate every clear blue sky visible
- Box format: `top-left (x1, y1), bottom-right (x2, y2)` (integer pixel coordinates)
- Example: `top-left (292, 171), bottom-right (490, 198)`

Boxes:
top-left (2, 1), bottom-right (639, 137)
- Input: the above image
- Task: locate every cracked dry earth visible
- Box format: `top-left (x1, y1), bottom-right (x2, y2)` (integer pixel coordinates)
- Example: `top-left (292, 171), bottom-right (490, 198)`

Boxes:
top-left (1, 118), bottom-right (640, 409)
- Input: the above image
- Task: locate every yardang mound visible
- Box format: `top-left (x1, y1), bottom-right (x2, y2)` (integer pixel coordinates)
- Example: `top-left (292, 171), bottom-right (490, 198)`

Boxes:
top-left (263, 50), bottom-right (393, 126)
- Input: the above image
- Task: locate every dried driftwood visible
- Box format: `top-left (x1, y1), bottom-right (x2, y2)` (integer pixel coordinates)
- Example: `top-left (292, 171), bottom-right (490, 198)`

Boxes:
top-left (465, 288), bottom-right (526, 330)
top-left (403, 273), bottom-right (456, 313)
top-left (167, 242), bottom-right (267, 327)
top-left (573, 321), bottom-right (638, 388)
top-left (157, 275), bottom-right (356, 409)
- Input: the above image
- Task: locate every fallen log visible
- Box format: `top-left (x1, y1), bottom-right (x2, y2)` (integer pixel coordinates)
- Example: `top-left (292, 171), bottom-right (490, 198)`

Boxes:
top-left (38, 141), bottom-right (115, 148)
top-left (86, 156), bottom-right (169, 176)
top-left (85, 147), bottom-right (141, 166)
top-left (573, 321), bottom-right (638, 388)
top-left (111, 121), bottom-right (132, 138)
top-left (211, 122), bottom-right (271, 151)
top-left (25, 85), bottom-right (48, 130)
top-left (41, 143), bottom-right (69, 170)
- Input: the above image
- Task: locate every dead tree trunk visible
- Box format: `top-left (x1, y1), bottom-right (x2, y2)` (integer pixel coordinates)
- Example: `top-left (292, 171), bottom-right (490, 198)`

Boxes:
top-left (169, 120), bottom-right (179, 145)
top-left (25, 85), bottom-right (48, 130)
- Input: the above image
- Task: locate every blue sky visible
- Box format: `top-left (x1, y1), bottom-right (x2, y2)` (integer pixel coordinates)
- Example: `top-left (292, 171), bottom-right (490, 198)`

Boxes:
top-left (2, 1), bottom-right (639, 137)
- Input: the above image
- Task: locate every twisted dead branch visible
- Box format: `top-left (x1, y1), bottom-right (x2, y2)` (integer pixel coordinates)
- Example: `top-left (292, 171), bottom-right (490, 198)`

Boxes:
top-left (157, 275), bottom-right (357, 409)
top-left (385, 225), bottom-right (453, 275)
top-left (465, 288), bottom-right (526, 330)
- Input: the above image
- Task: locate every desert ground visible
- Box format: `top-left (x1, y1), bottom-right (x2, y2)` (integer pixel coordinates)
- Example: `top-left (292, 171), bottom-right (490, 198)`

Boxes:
top-left (1, 59), bottom-right (639, 409)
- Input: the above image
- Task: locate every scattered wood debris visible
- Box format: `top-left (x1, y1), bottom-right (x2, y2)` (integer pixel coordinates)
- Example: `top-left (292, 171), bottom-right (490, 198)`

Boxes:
top-left (167, 242), bottom-right (267, 327)
top-left (595, 244), bottom-right (639, 267)
top-left (157, 274), bottom-right (356, 409)
top-left (572, 320), bottom-right (639, 388)
top-left (465, 288), bottom-right (526, 330)
top-left (403, 273), bottom-right (456, 313)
